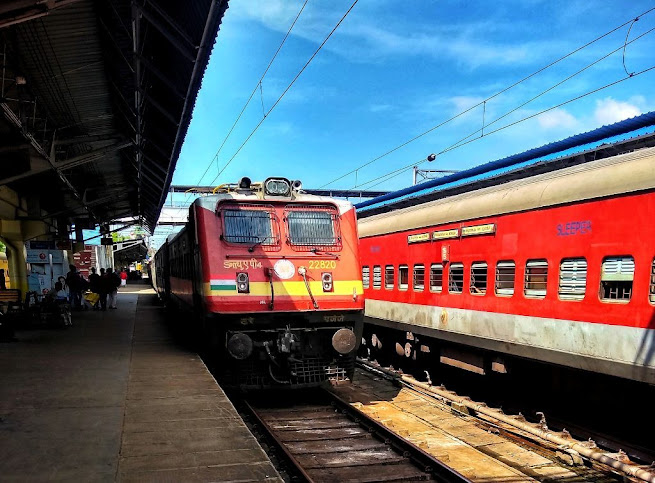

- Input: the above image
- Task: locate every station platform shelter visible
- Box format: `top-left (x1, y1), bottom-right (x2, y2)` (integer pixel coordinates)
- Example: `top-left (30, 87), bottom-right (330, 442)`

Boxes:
top-left (0, 282), bottom-right (281, 482)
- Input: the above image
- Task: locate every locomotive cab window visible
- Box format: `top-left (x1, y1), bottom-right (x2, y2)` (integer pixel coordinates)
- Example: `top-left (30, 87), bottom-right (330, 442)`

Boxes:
top-left (495, 261), bottom-right (515, 296)
top-left (384, 265), bottom-right (395, 290)
top-left (600, 256), bottom-right (634, 302)
top-left (413, 264), bottom-right (425, 291)
top-left (470, 262), bottom-right (487, 295)
top-left (430, 264), bottom-right (443, 293)
top-left (286, 207), bottom-right (340, 250)
top-left (524, 259), bottom-right (548, 298)
top-left (449, 263), bottom-right (464, 294)
top-left (223, 208), bottom-right (276, 245)
top-left (399, 265), bottom-right (409, 290)
top-left (373, 266), bottom-right (382, 289)
top-left (362, 266), bottom-right (370, 289)
top-left (559, 258), bottom-right (587, 301)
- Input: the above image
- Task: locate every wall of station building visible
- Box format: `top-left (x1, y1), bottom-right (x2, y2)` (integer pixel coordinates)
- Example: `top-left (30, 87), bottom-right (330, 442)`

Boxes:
top-left (0, 185), bottom-right (114, 295)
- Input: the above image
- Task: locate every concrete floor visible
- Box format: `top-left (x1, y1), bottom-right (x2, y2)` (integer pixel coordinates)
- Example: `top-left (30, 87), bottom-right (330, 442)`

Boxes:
top-left (0, 283), bottom-right (281, 482)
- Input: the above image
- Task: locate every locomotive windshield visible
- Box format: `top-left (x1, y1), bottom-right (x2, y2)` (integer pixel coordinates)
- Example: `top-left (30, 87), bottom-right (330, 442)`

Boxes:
top-left (287, 210), bottom-right (338, 247)
top-left (223, 209), bottom-right (275, 244)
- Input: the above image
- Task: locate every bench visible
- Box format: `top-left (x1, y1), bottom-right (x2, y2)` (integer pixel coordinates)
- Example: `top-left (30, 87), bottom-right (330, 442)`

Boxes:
top-left (0, 289), bottom-right (22, 307)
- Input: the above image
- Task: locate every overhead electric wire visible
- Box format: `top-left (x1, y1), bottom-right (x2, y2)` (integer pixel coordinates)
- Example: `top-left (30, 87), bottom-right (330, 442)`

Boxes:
top-left (355, 62), bottom-right (655, 191)
top-left (171, 0), bottom-right (310, 219)
top-left (208, 0), bottom-right (360, 187)
top-left (193, 0), bottom-right (310, 188)
top-left (319, 5), bottom-right (655, 189)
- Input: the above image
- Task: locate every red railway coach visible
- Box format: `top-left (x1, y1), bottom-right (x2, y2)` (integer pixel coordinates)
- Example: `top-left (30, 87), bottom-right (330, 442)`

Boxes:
top-left (153, 177), bottom-right (364, 388)
top-left (358, 145), bottom-right (655, 385)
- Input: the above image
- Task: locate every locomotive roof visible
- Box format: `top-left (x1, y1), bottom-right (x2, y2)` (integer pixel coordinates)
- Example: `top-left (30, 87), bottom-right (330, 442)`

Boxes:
top-left (358, 144), bottom-right (655, 238)
top-left (192, 190), bottom-right (355, 214)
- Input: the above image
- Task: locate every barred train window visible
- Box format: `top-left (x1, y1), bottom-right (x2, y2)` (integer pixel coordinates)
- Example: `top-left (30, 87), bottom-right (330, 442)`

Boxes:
top-left (559, 258), bottom-right (587, 301)
top-left (413, 264), bottom-right (425, 291)
top-left (373, 266), bottom-right (382, 289)
top-left (495, 261), bottom-right (515, 296)
top-left (385, 265), bottom-right (395, 290)
top-left (449, 263), bottom-right (464, 294)
top-left (430, 264), bottom-right (443, 293)
top-left (399, 265), bottom-right (409, 290)
top-left (600, 256), bottom-right (634, 302)
top-left (362, 266), bottom-right (370, 289)
top-left (470, 262), bottom-right (488, 295)
top-left (524, 259), bottom-right (548, 298)
top-left (650, 259), bottom-right (655, 304)
top-left (287, 210), bottom-right (337, 246)
top-left (223, 209), bottom-right (274, 244)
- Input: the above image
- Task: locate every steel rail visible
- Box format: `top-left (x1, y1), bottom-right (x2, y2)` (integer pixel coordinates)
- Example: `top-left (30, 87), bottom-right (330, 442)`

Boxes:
top-left (245, 394), bottom-right (472, 483)
top-left (243, 400), bottom-right (317, 483)
top-left (327, 390), bottom-right (472, 483)
top-left (357, 358), bottom-right (655, 483)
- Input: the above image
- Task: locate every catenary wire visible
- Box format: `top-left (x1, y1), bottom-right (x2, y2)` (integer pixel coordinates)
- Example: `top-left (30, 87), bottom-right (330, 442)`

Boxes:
top-left (193, 0), bottom-right (310, 188)
top-left (319, 6), bottom-right (655, 189)
top-left (207, 0), bottom-right (360, 187)
top-left (356, 63), bottom-right (655, 191)
top-left (172, 0), bottom-right (310, 217)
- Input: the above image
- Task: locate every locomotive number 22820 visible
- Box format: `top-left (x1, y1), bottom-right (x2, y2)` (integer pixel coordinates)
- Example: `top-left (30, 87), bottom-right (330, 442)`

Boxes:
top-left (308, 260), bottom-right (337, 269)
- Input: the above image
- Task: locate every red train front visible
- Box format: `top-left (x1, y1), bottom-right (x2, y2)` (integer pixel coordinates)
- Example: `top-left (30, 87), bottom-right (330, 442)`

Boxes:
top-left (154, 177), bottom-right (364, 388)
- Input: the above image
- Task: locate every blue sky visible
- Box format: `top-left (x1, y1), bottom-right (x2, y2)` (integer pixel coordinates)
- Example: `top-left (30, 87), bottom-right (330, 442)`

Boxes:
top-left (162, 0), bottom-right (655, 228)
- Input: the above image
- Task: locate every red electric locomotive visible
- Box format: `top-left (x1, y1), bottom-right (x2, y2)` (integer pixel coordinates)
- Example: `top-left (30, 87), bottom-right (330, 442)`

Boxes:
top-left (357, 139), bottom-right (655, 385)
top-left (153, 177), bottom-right (364, 388)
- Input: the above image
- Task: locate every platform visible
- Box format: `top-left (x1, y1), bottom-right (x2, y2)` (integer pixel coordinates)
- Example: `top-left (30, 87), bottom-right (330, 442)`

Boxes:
top-left (0, 283), bottom-right (281, 482)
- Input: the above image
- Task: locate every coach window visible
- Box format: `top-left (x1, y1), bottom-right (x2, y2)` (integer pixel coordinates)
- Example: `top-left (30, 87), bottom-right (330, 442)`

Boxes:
top-left (430, 264), bottom-right (443, 293)
top-left (373, 266), bottom-right (382, 289)
top-left (449, 263), bottom-right (464, 294)
top-left (470, 262), bottom-right (488, 295)
top-left (650, 259), bottom-right (655, 304)
top-left (524, 259), bottom-right (548, 298)
top-left (399, 265), bottom-right (409, 290)
top-left (413, 264), bottom-right (425, 291)
top-left (362, 266), bottom-right (370, 289)
top-left (559, 258), bottom-right (587, 301)
top-left (600, 256), bottom-right (634, 302)
top-left (384, 265), bottom-right (395, 290)
top-left (495, 261), bottom-right (515, 296)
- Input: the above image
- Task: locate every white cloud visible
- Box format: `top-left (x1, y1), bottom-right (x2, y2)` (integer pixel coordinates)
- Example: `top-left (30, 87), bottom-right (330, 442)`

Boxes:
top-left (369, 103), bottom-right (393, 113)
top-left (229, 0), bottom-right (564, 68)
top-left (594, 97), bottom-right (642, 125)
top-left (537, 108), bottom-right (578, 129)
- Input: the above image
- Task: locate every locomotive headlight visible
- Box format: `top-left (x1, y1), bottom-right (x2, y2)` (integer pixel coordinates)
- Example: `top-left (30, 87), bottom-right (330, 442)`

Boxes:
top-left (227, 332), bottom-right (253, 360)
top-left (322, 272), bottom-right (333, 292)
top-left (332, 328), bottom-right (356, 354)
top-left (236, 272), bottom-right (249, 293)
top-left (264, 177), bottom-right (291, 196)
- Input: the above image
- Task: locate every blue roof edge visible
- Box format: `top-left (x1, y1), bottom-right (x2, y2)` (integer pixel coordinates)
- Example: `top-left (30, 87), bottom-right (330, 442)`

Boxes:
top-left (355, 111), bottom-right (655, 211)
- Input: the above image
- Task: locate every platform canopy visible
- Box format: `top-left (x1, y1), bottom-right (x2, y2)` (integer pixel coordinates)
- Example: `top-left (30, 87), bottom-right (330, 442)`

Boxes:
top-left (0, 0), bottom-right (229, 233)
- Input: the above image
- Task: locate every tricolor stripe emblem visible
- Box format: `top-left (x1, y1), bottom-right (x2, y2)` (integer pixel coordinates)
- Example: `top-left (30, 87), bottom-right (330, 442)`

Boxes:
top-left (210, 279), bottom-right (236, 291)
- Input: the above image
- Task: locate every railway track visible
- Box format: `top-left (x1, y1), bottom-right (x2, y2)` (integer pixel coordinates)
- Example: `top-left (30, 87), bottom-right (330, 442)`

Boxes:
top-left (345, 359), bottom-right (654, 483)
top-left (244, 391), bottom-right (471, 482)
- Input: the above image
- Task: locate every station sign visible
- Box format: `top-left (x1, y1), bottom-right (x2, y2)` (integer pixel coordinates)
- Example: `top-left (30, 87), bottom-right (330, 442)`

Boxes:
top-left (461, 223), bottom-right (496, 237)
top-left (407, 232), bottom-right (430, 244)
top-left (433, 229), bottom-right (459, 240)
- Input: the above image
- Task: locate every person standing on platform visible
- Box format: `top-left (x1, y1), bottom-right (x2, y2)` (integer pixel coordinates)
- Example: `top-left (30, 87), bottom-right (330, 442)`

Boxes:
top-left (120, 268), bottom-right (128, 287)
top-left (99, 268), bottom-right (109, 311)
top-left (66, 264), bottom-right (82, 310)
top-left (88, 267), bottom-right (101, 310)
top-left (107, 268), bottom-right (120, 309)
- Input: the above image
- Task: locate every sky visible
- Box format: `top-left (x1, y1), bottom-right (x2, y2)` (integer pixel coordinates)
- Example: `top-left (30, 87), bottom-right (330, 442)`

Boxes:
top-left (154, 0), bottom-right (655, 246)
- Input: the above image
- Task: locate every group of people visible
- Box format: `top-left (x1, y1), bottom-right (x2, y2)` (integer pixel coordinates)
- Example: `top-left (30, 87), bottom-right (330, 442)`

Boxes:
top-left (60, 265), bottom-right (128, 311)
